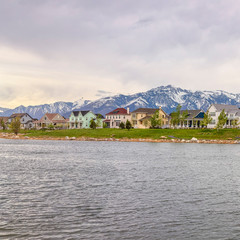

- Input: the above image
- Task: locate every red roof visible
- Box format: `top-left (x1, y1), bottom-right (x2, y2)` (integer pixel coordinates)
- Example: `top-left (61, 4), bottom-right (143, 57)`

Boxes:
top-left (106, 108), bottom-right (130, 115)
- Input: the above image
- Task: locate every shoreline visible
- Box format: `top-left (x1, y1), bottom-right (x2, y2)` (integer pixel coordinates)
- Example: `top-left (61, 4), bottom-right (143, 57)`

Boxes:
top-left (1, 132), bottom-right (240, 144)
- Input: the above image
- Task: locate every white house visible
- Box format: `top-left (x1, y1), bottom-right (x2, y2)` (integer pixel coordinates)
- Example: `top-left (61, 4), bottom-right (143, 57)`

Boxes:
top-left (207, 104), bottom-right (240, 128)
top-left (104, 108), bottom-right (131, 128)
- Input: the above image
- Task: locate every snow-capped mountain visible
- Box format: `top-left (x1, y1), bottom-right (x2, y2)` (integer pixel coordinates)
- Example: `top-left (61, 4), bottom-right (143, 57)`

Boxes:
top-left (0, 85), bottom-right (239, 119)
top-left (0, 107), bottom-right (10, 113)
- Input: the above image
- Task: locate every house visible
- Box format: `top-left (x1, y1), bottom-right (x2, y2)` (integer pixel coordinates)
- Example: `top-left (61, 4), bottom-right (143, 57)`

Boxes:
top-left (131, 107), bottom-right (170, 128)
top-left (8, 113), bottom-right (35, 129)
top-left (207, 104), bottom-right (240, 128)
top-left (0, 117), bottom-right (9, 129)
top-left (34, 113), bottom-right (68, 129)
top-left (104, 108), bottom-right (131, 128)
top-left (68, 111), bottom-right (99, 129)
top-left (170, 110), bottom-right (205, 128)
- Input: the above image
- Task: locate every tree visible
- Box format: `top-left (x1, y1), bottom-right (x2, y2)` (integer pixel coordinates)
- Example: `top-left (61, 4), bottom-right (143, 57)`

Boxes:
top-left (0, 119), bottom-right (6, 130)
top-left (170, 104), bottom-right (186, 128)
top-left (232, 119), bottom-right (239, 128)
top-left (217, 110), bottom-right (227, 129)
top-left (103, 122), bottom-right (108, 128)
top-left (179, 110), bottom-right (188, 127)
top-left (150, 110), bottom-right (162, 128)
top-left (48, 123), bottom-right (54, 130)
top-left (90, 119), bottom-right (97, 129)
top-left (96, 114), bottom-right (102, 128)
top-left (119, 122), bottom-right (125, 129)
top-left (201, 111), bottom-right (212, 128)
top-left (125, 120), bottom-right (132, 130)
top-left (10, 117), bottom-right (21, 135)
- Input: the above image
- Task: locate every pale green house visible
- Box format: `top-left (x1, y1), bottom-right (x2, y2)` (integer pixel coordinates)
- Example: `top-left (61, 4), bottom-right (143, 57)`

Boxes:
top-left (69, 111), bottom-right (103, 129)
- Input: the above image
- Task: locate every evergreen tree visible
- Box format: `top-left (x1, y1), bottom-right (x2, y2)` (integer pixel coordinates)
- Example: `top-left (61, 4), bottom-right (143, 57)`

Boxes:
top-left (119, 122), bottom-right (125, 129)
top-left (125, 120), bottom-right (132, 130)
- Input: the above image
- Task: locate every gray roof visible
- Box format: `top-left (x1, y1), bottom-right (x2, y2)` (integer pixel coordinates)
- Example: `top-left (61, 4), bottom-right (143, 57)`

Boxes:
top-left (212, 104), bottom-right (239, 112)
top-left (72, 110), bottom-right (90, 116)
top-left (181, 110), bottom-right (204, 120)
top-left (170, 109), bottom-right (204, 120)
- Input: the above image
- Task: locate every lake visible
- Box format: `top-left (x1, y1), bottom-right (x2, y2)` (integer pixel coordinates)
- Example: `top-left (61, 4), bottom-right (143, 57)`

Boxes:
top-left (0, 139), bottom-right (240, 239)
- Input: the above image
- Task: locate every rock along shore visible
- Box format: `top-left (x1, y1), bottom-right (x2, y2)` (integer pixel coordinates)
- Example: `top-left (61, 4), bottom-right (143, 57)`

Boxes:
top-left (0, 132), bottom-right (240, 144)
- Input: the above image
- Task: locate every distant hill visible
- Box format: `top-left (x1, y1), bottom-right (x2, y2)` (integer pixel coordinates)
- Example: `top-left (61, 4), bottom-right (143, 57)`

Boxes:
top-left (1, 85), bottom-right (239, 119)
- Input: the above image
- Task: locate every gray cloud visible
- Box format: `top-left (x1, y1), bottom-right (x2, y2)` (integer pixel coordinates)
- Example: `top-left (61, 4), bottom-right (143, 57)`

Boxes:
top-left (0, 0), bottom-right (240, 108)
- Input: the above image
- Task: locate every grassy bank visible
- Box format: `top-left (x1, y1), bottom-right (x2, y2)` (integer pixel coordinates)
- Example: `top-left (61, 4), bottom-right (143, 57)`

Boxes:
top-left (6, 128), bottom-right (239, 140)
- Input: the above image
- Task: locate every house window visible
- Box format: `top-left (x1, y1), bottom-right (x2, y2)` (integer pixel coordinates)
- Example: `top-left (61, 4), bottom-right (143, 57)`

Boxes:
top-left (45, 117), bottom-right (47, 120)
top-left (209, 112), bottom-right (216, 116)
top-left (86, 117), bottom-right (88, 120)
top-left (132, 114), bottom-right (136, 118)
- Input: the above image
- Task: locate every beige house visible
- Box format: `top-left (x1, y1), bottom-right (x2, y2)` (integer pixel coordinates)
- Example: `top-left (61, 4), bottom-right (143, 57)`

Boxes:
top-left (131, 107), bottom-right (169, 128)
top-left (34, 113), bottom-right (68, 129)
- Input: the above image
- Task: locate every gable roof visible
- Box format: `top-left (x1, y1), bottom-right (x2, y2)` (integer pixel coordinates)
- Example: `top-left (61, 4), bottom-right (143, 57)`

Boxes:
top-left (180, 110), bottom-right (204, 119)
top-left (45, 113), bottom-right (59, 121)
top-left (72, 110), bottom-right (90, 116)
top-left (39, 113), bottom-right (67, 123)
top-left (9, 113), bottom-right (33, 119)
top-left (95, 113), bottom-right (105, 119)
top-left (210, 104), bottom-right (239, 112)
top-left (106, 108), bottom-right (130, 115)
top-left (170, 109), bottom-right (204, 119)
top-left (131, 108), bottom-right (158, 114)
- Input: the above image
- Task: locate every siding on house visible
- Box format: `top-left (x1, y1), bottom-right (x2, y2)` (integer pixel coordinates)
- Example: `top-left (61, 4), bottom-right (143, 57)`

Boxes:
top-left (8, 113), bottom-right (35, 129)
top-left (35, 113), bottom-right (67, 129)
top-left (207, 104), bottom-right (240, 128)
top-left (69, 111), bottom-right (98, 129)
top-left (104, 108), bottom-right (131, 128)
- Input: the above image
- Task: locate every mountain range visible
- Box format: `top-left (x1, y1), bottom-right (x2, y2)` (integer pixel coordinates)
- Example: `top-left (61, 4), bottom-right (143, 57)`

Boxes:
top-left (1, 85), bottom-right (240, 119)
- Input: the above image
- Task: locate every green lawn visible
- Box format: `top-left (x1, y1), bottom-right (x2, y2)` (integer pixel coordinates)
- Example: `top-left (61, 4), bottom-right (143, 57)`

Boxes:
top-left (10, 128), bottom-right (240, 140)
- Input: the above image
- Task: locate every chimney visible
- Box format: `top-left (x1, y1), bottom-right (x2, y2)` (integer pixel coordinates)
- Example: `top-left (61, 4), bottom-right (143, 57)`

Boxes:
top-left (127, 107), bottom-right (130, 114)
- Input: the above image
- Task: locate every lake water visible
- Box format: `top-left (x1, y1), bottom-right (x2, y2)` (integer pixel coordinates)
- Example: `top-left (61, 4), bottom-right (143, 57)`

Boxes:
top-left (0, 139), bottom-right (240, 239)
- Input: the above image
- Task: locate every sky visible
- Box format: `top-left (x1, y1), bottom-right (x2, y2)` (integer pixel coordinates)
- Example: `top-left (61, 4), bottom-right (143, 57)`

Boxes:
top-left (0, 0), bottom-right (240, 108)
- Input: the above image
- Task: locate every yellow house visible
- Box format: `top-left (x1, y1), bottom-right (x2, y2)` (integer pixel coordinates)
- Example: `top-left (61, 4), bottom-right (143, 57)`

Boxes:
top-left (131, 107), bottom-right (169, 128)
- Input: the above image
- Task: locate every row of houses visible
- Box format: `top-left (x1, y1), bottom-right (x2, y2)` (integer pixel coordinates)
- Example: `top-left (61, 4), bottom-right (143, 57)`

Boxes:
top-left (1, 104), bottom-right (240, 130)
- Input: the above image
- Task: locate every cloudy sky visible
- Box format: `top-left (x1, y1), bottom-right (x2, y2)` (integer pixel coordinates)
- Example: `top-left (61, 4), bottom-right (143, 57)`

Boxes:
top-left (0, 0), bottom-right (240, 108)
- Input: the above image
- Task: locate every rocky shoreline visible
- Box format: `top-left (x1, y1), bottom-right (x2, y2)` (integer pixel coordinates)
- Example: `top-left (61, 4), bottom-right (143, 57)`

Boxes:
top-left (0, 132), bottom-right (240, 144)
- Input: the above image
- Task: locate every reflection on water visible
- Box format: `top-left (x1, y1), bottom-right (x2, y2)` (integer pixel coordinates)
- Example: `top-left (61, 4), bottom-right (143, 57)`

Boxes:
top-left (0, 139), bottom-right (240, 239)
